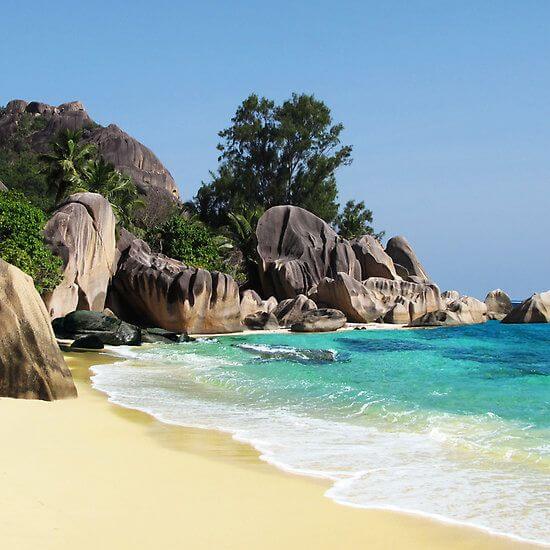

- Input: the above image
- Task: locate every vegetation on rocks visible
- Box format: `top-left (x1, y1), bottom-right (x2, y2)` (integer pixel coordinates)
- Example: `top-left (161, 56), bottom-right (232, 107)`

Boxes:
top-left (0, 190), bottom-right (63, 293)
top-left (336, 200), bottom-right (385, 241)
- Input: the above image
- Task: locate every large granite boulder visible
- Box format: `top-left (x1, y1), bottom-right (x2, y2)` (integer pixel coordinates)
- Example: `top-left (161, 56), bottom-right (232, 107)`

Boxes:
top-left (502, 292), bottom-right (550, 324)
top-left (410, 296), bottom-right (487, 327)
top-left (107, 237), bottom-right (242, 334)
top-left (43, 193), bottom-right (117, 319)
top-left (351, 235), bottom-right (399, 280)
top-left (53, 310), bottom-right (141, 346)
top-left (240, 289), bottom-right (277, 320)
top-left (0, 100), bottom-right (180, 210)
top-left (313, 273), bottom-right (442, 324)
top-left (243, 311), bottom-right (279, 331)
top-left (290, 308), bottom-right (346, 333)
top-left (385, 236), bottom-right (431, 283)
top-left (256, 205), bottom-right (360, 300)
top-left (441, 290), bottom-right (461, 305)
top-left (0, 259), bottom-right (77, 400)
top-left (484, 289), bottom-right (512, 320)
top-left (272, 294), bottom-right (317, 327)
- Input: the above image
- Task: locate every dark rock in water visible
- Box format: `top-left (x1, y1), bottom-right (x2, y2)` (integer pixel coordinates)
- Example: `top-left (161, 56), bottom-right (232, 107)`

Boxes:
top-left (385, 236), bottom-right (431, 284)
top-left (0, 259), bottom-right (77, 400)
top-left (55, 310), bottom-right (141, 346)
top-left (273, 294), bottom-right (317, 327)
top-left (502, 291), bottom-right (550, 324)
top-left (70, 335), bottom-right (104, 350)
top-left (291, 308), bottom-right (347, 332)
top-left (256, 205), bottom-right (361, 299)
top-left (142, 327), bottom-right (193, 343)
top-left (484, 289), bottom-right (512, 321)
top-left (244, 311), bottom-right (279, 330)
top-left (237, 343), bottom-right (338, 363)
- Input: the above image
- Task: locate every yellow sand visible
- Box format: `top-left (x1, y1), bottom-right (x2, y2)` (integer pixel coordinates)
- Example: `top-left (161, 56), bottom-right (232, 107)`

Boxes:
top-left (0, 353), bottom-right (539, 550)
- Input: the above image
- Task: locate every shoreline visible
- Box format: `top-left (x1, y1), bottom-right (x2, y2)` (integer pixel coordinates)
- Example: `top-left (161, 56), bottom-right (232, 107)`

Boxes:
top-left (0, 350), bottom-right (543, 549)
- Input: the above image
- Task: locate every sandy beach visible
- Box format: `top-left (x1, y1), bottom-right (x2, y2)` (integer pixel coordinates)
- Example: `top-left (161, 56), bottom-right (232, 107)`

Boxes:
top-left (0, 351), bottom-right (540, 550)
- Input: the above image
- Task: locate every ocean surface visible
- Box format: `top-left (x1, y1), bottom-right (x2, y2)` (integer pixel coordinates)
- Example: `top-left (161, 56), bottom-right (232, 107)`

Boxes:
top-left (91, 322), bottom-right (550, 545)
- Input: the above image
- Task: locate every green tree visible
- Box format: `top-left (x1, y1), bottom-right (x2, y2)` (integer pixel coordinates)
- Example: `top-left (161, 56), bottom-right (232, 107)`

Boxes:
top-left (80, 158), bottom-right (145, 231)
top-left (190, 93), bottom-right (352, 226)
top-left (0, 190), bottom-right (63, 293)
top-left (147, 215), bottom-right (229, 272)
top-left (335, 200), bottom-right (385, 241)
top-left (40, 129), bottom-right (96, 205)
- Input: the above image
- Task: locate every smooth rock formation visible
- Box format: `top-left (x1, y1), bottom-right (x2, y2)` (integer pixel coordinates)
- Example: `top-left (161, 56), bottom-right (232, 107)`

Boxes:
top-left (411, 296), bottom-right (487, 327)
top-left (313, 273), bottom-right (442, 324)
top-left (502, 292), bottom-right (550, 324)
top-left (70, 334), bottom-right (105, 350)
top-left (272, 294), bottom-right (318, 327)
top-left (256, 205), bottom-right (361, 300)
top-left (485, 289), bottom-right (512, 320)
top-left (0, 99), bottom-right (179, 198)
top-left (240, 289), bottom-right (277, 320)
top-left (351, 235), bottom-right (399, 280)
top-left (0, 259), bottom-right (77, 400)
top-left (107, 238), bottom-right (242, 334)
top-left (43, 193), bottom-right (117, 319)
top-left (385, 236), bottom-right (431, 283)
top-left (243, 311), bottom-right (279, 331)
top-left (54, 310), bottom-right (141, 346)
top-left (141, 327), bottom-right (192, 344)
top-left (291, 308), bottom-right (346, 332)
top-left (442, 290), bottom-right (461, 305)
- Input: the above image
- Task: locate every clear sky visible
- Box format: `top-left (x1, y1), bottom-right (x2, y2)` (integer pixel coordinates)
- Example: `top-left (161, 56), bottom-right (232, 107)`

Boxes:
top-left (1, 0), bottom-right (549, 299)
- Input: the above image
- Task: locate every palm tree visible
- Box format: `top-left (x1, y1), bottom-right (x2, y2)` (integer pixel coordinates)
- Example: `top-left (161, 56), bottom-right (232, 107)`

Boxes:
top-left (226, 207), bottom-right (264, 288)
top-left (40, 129), bottom-right (96, 204)
top-left (81, 159), bottom-right (145, 230)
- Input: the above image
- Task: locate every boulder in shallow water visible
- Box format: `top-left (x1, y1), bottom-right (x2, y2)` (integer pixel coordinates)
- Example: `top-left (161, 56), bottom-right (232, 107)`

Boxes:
top-left (70, 334), bottom-right (104, 350)
top-left (0, 259), bottom-right (77, 400)
top-left (290, 308), bottom-right (347, 332)
top-left (272, 294), bottom-right (317, 326)
top-left (244, 311), bottom-right (279, 330)
top-left (502, 291), bottom-right (550, 324)
top-left (484, 289), bottom-right (512, 321)
top-left (256, 205), bottom-right (360, 299)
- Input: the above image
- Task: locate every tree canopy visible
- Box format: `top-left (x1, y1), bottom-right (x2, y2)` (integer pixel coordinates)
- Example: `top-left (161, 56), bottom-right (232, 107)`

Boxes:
top-left (190, 93), bottom-right (352, 226)
top-left (335, 200), bottom-right (385, 241)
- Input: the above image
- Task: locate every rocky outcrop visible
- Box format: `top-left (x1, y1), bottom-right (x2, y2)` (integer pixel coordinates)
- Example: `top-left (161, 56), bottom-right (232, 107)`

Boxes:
top-left (291, 308), bottom-right (346, 332)
top-left (273, 294), bottom-right (318, 326)
top-left (0, 259), bottom-right (77, 400)
top-left (240, 289), bottom-right (277, 320)
top-left (410, 296), bottom-right (487, 327)
top-left (243, 312), bottom-right (279, 330)
top-left (441, 290), bottom-right (461, 305)
top-left (502, 292), bottom-right (550, 324)
top-left (313, 273), bottom-right (442, 324)
top-left (53, 310), bottom-right (141, 345)
top-left (0, 99), bottom-right (179, 199)
top-left (256, 205), bottom-right (361, 299)
top-left (43, 193), bottom-right (117, 319)
top-left (351, 235), bottom-right (399, 280)
top-left (107, 237), bottom-right (242, 334)
top-left (385, 236), bottom-right (431, 283)
top-left (485, 289), bottom-right (512, 320)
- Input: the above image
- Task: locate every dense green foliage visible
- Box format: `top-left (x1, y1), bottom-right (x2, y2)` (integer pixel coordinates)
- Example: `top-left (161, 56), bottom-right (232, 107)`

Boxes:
top-left (190, 93), bottom-right (352, 226)
top-left (147, 215), bottom-right (231, 272)
top-left (40, 129), bottom-right (97, 205)
top-left (0, 190), bottom-right (63, 293)
top-left (0, 112), bottom-right (50, 207)
top-left (335, 200), bottom-right (385, 240)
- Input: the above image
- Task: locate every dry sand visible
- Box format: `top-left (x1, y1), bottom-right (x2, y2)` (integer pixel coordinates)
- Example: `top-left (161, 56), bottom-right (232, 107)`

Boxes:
top-left (0, 352), bottom-right (540, 550)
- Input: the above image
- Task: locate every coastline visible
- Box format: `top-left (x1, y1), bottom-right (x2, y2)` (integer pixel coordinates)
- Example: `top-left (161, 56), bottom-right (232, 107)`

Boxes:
top-left (0, 350), bottom-right (542, 549)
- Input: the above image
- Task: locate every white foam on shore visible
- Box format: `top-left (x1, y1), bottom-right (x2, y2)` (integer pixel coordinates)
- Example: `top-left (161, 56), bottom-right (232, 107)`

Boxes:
top-left (90, 348), bottom-right (550, 547)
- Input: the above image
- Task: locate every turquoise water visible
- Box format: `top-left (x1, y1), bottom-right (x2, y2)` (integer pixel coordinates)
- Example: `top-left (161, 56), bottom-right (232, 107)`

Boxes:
top-left (91, 322), bottom-right (550, 544)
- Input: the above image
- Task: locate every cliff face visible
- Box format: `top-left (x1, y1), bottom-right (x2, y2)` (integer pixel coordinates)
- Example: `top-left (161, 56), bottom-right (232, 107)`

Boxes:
top-left (0, 99), bottom-right (179, 199)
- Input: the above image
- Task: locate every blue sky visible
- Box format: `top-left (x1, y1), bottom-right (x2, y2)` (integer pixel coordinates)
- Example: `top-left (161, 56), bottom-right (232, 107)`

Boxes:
top-left (1, 0), bottom-right (549, 299)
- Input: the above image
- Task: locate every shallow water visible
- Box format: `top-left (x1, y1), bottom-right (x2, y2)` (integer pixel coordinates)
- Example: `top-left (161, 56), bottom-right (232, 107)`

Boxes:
top-left (91, 322), bottom-right (550, 545)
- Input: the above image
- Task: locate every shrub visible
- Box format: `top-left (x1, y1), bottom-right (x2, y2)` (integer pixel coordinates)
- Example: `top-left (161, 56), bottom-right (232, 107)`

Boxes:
top-left (0, 190), bottom-right (63, 293)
